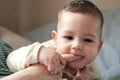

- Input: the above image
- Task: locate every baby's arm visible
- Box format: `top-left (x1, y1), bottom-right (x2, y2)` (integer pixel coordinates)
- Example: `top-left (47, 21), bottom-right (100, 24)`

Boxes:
top-left (6, 42), bottom-right (43, 72)
top-left (6, 40), bottom-right (66, 74)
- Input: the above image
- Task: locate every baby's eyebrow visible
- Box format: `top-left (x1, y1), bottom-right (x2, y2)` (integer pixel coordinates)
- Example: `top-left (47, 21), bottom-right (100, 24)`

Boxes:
top-left (62, 31), bottom-right (75, 34)
top-left (84, 33), bottom-right (97, 38)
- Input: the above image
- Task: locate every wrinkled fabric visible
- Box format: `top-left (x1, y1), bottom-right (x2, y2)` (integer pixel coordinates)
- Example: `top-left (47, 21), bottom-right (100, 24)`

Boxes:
top-left (0, 40), bottom-right (13, 74)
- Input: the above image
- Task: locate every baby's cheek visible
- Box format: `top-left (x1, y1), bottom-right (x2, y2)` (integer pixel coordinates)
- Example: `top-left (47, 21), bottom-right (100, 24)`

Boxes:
top-left (56, 48), bottom-right (68, 55)
top-left (87, 53), bottom-right (97, 63)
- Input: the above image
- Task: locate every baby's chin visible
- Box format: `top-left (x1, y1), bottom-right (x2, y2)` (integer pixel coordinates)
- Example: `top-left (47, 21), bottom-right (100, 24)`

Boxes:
top-left (68, 63), bottom-right (84, 70)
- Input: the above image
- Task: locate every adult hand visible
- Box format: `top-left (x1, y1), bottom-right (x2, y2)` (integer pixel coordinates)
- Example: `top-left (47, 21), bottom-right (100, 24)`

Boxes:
top-left (2, 64), bottom-right (62, 80)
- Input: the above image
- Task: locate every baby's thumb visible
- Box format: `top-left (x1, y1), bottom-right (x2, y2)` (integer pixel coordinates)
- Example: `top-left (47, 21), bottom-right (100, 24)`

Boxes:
top-left (61, 54), bottom-right (78, 63)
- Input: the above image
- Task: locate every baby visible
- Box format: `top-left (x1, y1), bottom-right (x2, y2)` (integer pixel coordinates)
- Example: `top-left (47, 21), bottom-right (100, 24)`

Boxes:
top-left (7, 0), bottom-right (103, 80)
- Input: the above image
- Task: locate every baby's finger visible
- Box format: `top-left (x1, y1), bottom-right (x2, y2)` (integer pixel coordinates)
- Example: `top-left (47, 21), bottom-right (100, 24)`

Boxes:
top-left (51, 63), bottom-right (63, 75)
top-left (58, 55), bottom-right (66, 69)
top-left (50, 66), bottom-right (58, 74)
top-left (44, 60), bottom-right (55, 72)
top-left (49, 60), bottom-right (60, 74)
top-left (55, 65), bottom-right (62, 73)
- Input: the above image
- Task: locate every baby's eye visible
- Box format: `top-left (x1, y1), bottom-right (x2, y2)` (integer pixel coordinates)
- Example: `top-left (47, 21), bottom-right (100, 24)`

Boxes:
top-left (84, 38), bottom-right (93, 42)
top-left (64, 36), bottom-right (73, 40)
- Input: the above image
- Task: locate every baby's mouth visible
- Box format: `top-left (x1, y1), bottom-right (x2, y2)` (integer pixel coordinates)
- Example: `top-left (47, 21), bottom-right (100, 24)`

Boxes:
top-left (72, 56), bottom-right (85, 62)
top-left (62, 53), bottom-right (85, 63)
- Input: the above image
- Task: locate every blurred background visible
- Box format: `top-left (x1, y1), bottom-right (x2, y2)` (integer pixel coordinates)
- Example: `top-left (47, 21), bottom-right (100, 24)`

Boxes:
top-left (0, 0), bottom-right (120, 37)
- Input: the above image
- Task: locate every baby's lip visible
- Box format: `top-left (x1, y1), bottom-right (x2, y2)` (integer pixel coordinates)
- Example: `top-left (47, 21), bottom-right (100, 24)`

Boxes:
top-left (72, 56), bottom-right (85, 62)
top-left (66, 55), bottom-right (84, 63)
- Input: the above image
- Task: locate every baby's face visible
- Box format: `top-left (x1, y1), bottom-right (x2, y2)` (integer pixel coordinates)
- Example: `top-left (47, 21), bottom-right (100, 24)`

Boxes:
top-left (53, 11), bottom-right (103, 69)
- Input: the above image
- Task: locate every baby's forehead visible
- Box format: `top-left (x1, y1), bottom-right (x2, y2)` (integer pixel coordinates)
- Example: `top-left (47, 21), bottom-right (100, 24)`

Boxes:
top-left (57, 11), bottom-right (102, 37)
top-left (58, 10), bottom-right (101, 27)
top-left (60, 10), bottom-right (101, 22)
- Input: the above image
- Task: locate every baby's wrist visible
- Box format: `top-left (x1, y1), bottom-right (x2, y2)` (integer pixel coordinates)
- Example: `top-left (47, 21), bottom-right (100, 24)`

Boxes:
top-left (37, 46), bottom-right (45, 63)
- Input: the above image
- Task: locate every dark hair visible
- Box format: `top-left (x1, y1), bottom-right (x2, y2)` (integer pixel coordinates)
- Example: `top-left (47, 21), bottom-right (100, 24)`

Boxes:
top-left (58, 0), bottom-right (104, 38)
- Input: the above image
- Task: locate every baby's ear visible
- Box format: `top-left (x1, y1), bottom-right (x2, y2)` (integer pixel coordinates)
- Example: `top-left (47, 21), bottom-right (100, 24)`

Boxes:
top-left (97, 40), bottom-right (103, 53)
top-left (51, 30), bottom-right (57, 44)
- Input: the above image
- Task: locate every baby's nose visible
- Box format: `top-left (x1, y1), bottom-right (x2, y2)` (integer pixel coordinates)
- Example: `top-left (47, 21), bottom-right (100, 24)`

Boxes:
top-left (72, 40), bottom-right (83, 50)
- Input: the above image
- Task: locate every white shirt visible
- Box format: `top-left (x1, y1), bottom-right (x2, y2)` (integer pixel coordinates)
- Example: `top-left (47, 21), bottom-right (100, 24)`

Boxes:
top-left (6, 40), bottom-right (54, 72)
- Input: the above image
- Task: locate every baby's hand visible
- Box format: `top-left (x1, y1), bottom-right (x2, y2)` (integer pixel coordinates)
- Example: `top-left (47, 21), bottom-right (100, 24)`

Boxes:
top-left (37, 47), bottom-right (66, 74)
